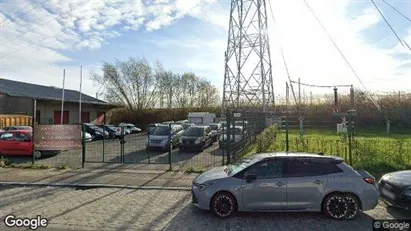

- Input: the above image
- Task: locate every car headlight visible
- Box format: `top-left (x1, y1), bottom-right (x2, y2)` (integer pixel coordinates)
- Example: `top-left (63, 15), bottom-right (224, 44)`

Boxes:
top-left (198, 183), bottom-right (213, 191)
top-left (404, 189), bottom-right (411, 197)
top-left (194, 137), bottom-right (202, 144)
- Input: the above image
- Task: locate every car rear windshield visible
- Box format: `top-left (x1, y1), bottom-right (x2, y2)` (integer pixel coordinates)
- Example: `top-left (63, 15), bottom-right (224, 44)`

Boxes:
top-left (152, 126), bottom-right (170, 136)
top-left (210, 125), bottom-right (219, 130)
top-left (184, 127), bottom-right (204, 137)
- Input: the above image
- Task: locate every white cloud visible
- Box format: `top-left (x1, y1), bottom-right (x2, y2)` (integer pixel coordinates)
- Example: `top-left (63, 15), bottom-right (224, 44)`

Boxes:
top-left (0, 0), bottom-right (409, 101)
top-left (0, 0), bottom-right (218, 96)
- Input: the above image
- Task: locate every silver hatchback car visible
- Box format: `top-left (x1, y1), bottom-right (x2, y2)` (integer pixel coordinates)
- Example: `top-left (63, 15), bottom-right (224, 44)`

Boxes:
top-left (191, 152), bottom-right (379, 220)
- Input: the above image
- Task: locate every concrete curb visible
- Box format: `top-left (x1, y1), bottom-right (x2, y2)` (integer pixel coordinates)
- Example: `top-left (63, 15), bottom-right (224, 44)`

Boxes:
top-left (0, 181), bottom-right (191, 191)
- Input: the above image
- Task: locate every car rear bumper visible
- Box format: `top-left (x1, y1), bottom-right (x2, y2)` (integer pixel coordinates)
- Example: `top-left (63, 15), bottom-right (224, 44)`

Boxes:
top-left (147, 143), bottom-right (168, 150)
top-left (180, 143), bottom-right (202, 150)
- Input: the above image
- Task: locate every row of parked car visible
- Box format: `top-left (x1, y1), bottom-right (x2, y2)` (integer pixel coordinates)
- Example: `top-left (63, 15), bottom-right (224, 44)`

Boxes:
top-left (145, 120), bottom-right (249, 152)
top-left (0, 123), bottom-right (143, 158)
top-left (80, 123), bottom-right (142, 141)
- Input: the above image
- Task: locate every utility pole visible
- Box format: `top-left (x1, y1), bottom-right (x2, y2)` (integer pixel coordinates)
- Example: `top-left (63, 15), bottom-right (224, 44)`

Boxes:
top-left (310, 91), bottom-right (313, 105)
top-left (298, 78), bottom-right (301, 105)
top-left (61, 69), bottom-right (66, 125)
top-left (79, 65), bottom-right (82, 123)
top-left (285, 82), bottom-right (289, 152)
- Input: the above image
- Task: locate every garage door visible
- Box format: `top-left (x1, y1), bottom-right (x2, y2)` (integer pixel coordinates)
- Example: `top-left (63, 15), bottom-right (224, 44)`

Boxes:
top-left (54, 111), bottom-right (69, 124)
top-left (81, 112), bottom-right (90, 123)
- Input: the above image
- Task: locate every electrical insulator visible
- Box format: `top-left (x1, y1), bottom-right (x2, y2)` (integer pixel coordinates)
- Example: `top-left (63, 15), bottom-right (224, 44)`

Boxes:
top-left (334, 87), bottom-right (338, 106)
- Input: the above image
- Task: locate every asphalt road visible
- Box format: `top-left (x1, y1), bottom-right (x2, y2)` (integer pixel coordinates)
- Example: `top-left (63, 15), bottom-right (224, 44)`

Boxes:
top-left (0, 186), bottom-right (409, 231)
top-left (5, 133), bottom-right (226, 170)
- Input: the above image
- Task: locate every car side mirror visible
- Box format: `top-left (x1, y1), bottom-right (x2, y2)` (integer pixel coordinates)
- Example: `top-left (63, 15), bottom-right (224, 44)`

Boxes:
top-left (245, 174), bottom-right (257, 183)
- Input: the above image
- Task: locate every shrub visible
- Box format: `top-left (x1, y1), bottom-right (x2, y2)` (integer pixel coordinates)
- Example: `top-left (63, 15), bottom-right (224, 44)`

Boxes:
top-left (255, 125), bottom-right (280, 153)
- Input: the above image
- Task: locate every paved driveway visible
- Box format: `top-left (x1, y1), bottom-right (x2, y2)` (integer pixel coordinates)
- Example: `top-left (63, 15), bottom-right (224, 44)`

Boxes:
top-left (0, 186), bottom-right (409, 231)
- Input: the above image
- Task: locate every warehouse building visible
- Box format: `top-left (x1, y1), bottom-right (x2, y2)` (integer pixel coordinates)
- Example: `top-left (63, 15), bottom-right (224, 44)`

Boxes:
top-left (0, 78), bottom-right (114, 126)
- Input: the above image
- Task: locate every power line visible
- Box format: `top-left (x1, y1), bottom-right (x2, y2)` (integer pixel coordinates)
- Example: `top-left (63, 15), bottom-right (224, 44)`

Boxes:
top-left (267, 0), bottom-right (299, 110)
top-left (2, 0), bottom-right (90, 44)
top-left (302, 0), bottom-right (387, 120)
top-left (289, 80), bottom-right (352, 89)
top-left (381, 0), bottom-right (411, 22)
top-left (371, 0), bottom-right (411, 52)
top-left (0, 0), bottom-right (38, 26)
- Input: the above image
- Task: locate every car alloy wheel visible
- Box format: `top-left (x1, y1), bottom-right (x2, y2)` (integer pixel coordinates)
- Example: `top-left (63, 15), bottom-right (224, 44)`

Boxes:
top-left (33, 151), bottom-right (42, 159)
top-left (211, 192), bottom-right (236, 218)
top-left (344, 195), bottom-right (359, 220)
top-left (325, 194), bottom-right (348, 219)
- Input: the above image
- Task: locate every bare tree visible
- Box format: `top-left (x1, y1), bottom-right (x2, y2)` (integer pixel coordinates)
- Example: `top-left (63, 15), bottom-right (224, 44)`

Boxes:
top-left (90, 57), bottom-right (157, 110)
top-left (90, 57), bottom-right (220, 109)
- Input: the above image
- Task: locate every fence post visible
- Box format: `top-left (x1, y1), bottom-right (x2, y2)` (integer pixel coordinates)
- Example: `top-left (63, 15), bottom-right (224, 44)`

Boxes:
top-left (120, 126), bottom-right (125, 163)
top-left (32, 98), bottom-right (37, 165)
top-left (168, 123), bottom-right (172, 170)
top-left (226, 112), bottom-right (231, 165)
top-left (146, 129), bottom-right (151, 164)
top-left (102, 125), bottom-right (106, 162)
top-left (82, 124), bottom-right (86, 168)
top-left (222, 125), bottom-right (225, 166)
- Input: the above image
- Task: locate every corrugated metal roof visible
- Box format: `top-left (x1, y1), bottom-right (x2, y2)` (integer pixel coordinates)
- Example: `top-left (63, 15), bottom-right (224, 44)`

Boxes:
top-left (0, 78), bottom-right (109, 105)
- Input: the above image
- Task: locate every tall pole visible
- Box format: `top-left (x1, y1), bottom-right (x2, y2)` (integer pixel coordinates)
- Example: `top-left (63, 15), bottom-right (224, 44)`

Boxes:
top-left (285, 82), bottom-right (289, 152)
top-left (310, 91), bottom-right (313, 105)
top-left (79, 65), bottom-right (83, 123)
top-left (61, 69), bottom-right (66, 125)
top-left (298, 78), bottom-right (301, 106)
top-left (350, 85), bottom-right (354, 109)
top-left (298, 77), bottom-right (303, 137)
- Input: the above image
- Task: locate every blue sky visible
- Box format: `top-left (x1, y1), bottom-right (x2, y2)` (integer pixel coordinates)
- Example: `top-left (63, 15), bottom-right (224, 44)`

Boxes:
top-left (0, 0), bottom-right (410, 101)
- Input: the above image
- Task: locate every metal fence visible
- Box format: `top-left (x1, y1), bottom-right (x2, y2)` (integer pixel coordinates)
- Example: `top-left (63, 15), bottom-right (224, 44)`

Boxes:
top-left (80, 125), bottom-right (225, 171)
top-left (5, 111), bottom-right (274, 170)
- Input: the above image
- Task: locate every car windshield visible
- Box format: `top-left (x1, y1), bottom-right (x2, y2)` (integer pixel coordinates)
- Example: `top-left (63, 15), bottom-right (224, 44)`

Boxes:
top-left (184, 127), bottom-right (204, 137)
top-left (105, 126), bottom-right (116, 131)
top-left (89, 125), bottom-right (103, 132)
top-left (226, 157), bottom-right (259, 176)
top-left (152, 126), bottom-right (170, 136)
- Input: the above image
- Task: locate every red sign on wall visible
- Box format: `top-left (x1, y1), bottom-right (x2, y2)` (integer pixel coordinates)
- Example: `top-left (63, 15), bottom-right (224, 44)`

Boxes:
top-left (33, 125), bottom-right (81, 150)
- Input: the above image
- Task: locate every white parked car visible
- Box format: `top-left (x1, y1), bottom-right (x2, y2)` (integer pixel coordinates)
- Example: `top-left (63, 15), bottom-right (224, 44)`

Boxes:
top-left (119, 123), bottom-right (142, 134)
top-left (81, 132), bottom-right (92, 142)
top-left (219, 126), bottom-right (245, 147)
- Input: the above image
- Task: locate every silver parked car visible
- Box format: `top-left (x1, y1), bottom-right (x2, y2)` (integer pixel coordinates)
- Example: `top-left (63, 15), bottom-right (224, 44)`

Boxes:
top-left (146, 124), bottom-right (184, 151)
top-left (191, 152), bottom-right (379, 220)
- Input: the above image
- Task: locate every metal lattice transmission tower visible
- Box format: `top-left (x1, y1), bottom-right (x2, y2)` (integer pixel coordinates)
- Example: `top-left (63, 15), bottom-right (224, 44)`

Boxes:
top-left (222, 0), bottom-right (274, 114)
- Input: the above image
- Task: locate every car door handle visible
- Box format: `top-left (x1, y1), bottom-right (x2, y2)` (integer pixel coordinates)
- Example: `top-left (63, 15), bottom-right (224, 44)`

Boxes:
top-left (275, 181), bottom-right (285, 187)
top-left (314, 180), bottom-right (324, 184)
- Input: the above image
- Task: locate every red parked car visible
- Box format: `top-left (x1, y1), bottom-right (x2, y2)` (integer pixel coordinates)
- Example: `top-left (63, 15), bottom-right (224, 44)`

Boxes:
top-left (0, 130), bottom-right (46, 158)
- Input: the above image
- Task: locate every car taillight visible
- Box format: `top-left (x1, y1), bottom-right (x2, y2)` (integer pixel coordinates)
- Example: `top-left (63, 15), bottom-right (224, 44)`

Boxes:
top-left (363, 177), bottom-right (375, 184)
